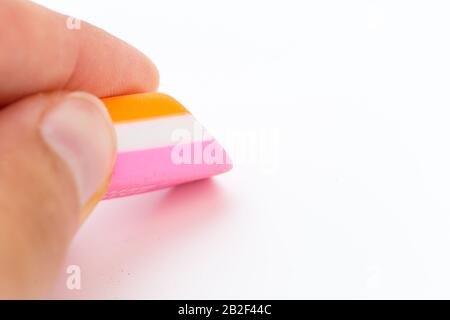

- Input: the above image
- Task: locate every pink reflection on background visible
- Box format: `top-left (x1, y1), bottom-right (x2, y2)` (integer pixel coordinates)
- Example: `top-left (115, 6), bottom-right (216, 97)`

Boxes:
top-left (50, 179), bottom-right (231, 299)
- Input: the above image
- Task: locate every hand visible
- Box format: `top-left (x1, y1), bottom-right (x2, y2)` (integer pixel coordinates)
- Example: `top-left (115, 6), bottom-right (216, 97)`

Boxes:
top-left (0, 0), bottom-right (158, 298)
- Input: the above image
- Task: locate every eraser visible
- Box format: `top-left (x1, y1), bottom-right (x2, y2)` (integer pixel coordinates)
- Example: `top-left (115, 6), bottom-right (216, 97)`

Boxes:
top-left (101, 92), bottom-right (232, 199)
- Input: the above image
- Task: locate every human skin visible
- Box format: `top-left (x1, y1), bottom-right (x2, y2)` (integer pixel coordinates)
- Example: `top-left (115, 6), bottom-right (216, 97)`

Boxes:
top-left (0, 0), bottom-right (159, 298)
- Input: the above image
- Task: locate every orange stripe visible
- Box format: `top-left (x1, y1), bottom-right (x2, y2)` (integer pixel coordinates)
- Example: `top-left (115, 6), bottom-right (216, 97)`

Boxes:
top-left (101, 92), bottom-right (189, 123)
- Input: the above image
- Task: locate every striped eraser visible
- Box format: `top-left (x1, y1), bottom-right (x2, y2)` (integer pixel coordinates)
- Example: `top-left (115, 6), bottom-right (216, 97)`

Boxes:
top-left (101, 92), bottom-right (232, 199)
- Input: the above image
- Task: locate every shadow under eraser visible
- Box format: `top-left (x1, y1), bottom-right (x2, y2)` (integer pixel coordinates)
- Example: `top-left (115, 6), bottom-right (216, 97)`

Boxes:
top-left (100, 92), bottom-right (232, 199)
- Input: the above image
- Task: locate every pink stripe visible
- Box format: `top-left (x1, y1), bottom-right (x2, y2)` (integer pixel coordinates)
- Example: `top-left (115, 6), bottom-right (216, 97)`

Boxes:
top-left (104, 140), bottom-right (232, 199)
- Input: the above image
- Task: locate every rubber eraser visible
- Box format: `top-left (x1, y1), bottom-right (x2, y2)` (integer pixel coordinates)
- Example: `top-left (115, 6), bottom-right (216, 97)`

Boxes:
top-left (101, 92), bottom-right (232, 199)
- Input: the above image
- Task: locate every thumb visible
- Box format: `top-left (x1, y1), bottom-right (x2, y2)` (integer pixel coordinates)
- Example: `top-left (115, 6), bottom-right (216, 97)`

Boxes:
top-left (0, 92), bottom-right (116, 298)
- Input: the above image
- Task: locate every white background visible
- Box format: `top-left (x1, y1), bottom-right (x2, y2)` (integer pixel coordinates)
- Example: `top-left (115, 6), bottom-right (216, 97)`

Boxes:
top-left (34, 0), bottom-right (450, 299)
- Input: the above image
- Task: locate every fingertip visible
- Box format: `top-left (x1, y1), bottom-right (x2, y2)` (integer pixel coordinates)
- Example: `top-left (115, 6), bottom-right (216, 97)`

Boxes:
top-left (145, 55), bottom-right (160, 92)
top-left (0, 0), bottom-right (160, 104)
top-left (125, 51), bottom-right (160, 94)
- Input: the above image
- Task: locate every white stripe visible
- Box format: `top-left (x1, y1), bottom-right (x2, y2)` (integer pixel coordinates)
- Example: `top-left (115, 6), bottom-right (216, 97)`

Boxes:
top-left (114, 114), bottom-right (212, 152)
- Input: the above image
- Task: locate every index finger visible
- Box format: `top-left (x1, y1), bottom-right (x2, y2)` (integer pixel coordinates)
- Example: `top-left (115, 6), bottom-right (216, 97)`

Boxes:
top-left (0, 0), bottom-right (159, 106)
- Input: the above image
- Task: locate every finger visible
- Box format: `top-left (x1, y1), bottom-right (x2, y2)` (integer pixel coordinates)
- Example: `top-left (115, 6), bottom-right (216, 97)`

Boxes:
top-left (0, 91), bottom-right (116, 298)
top-left (0, 0), bottom-right (159, 106)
